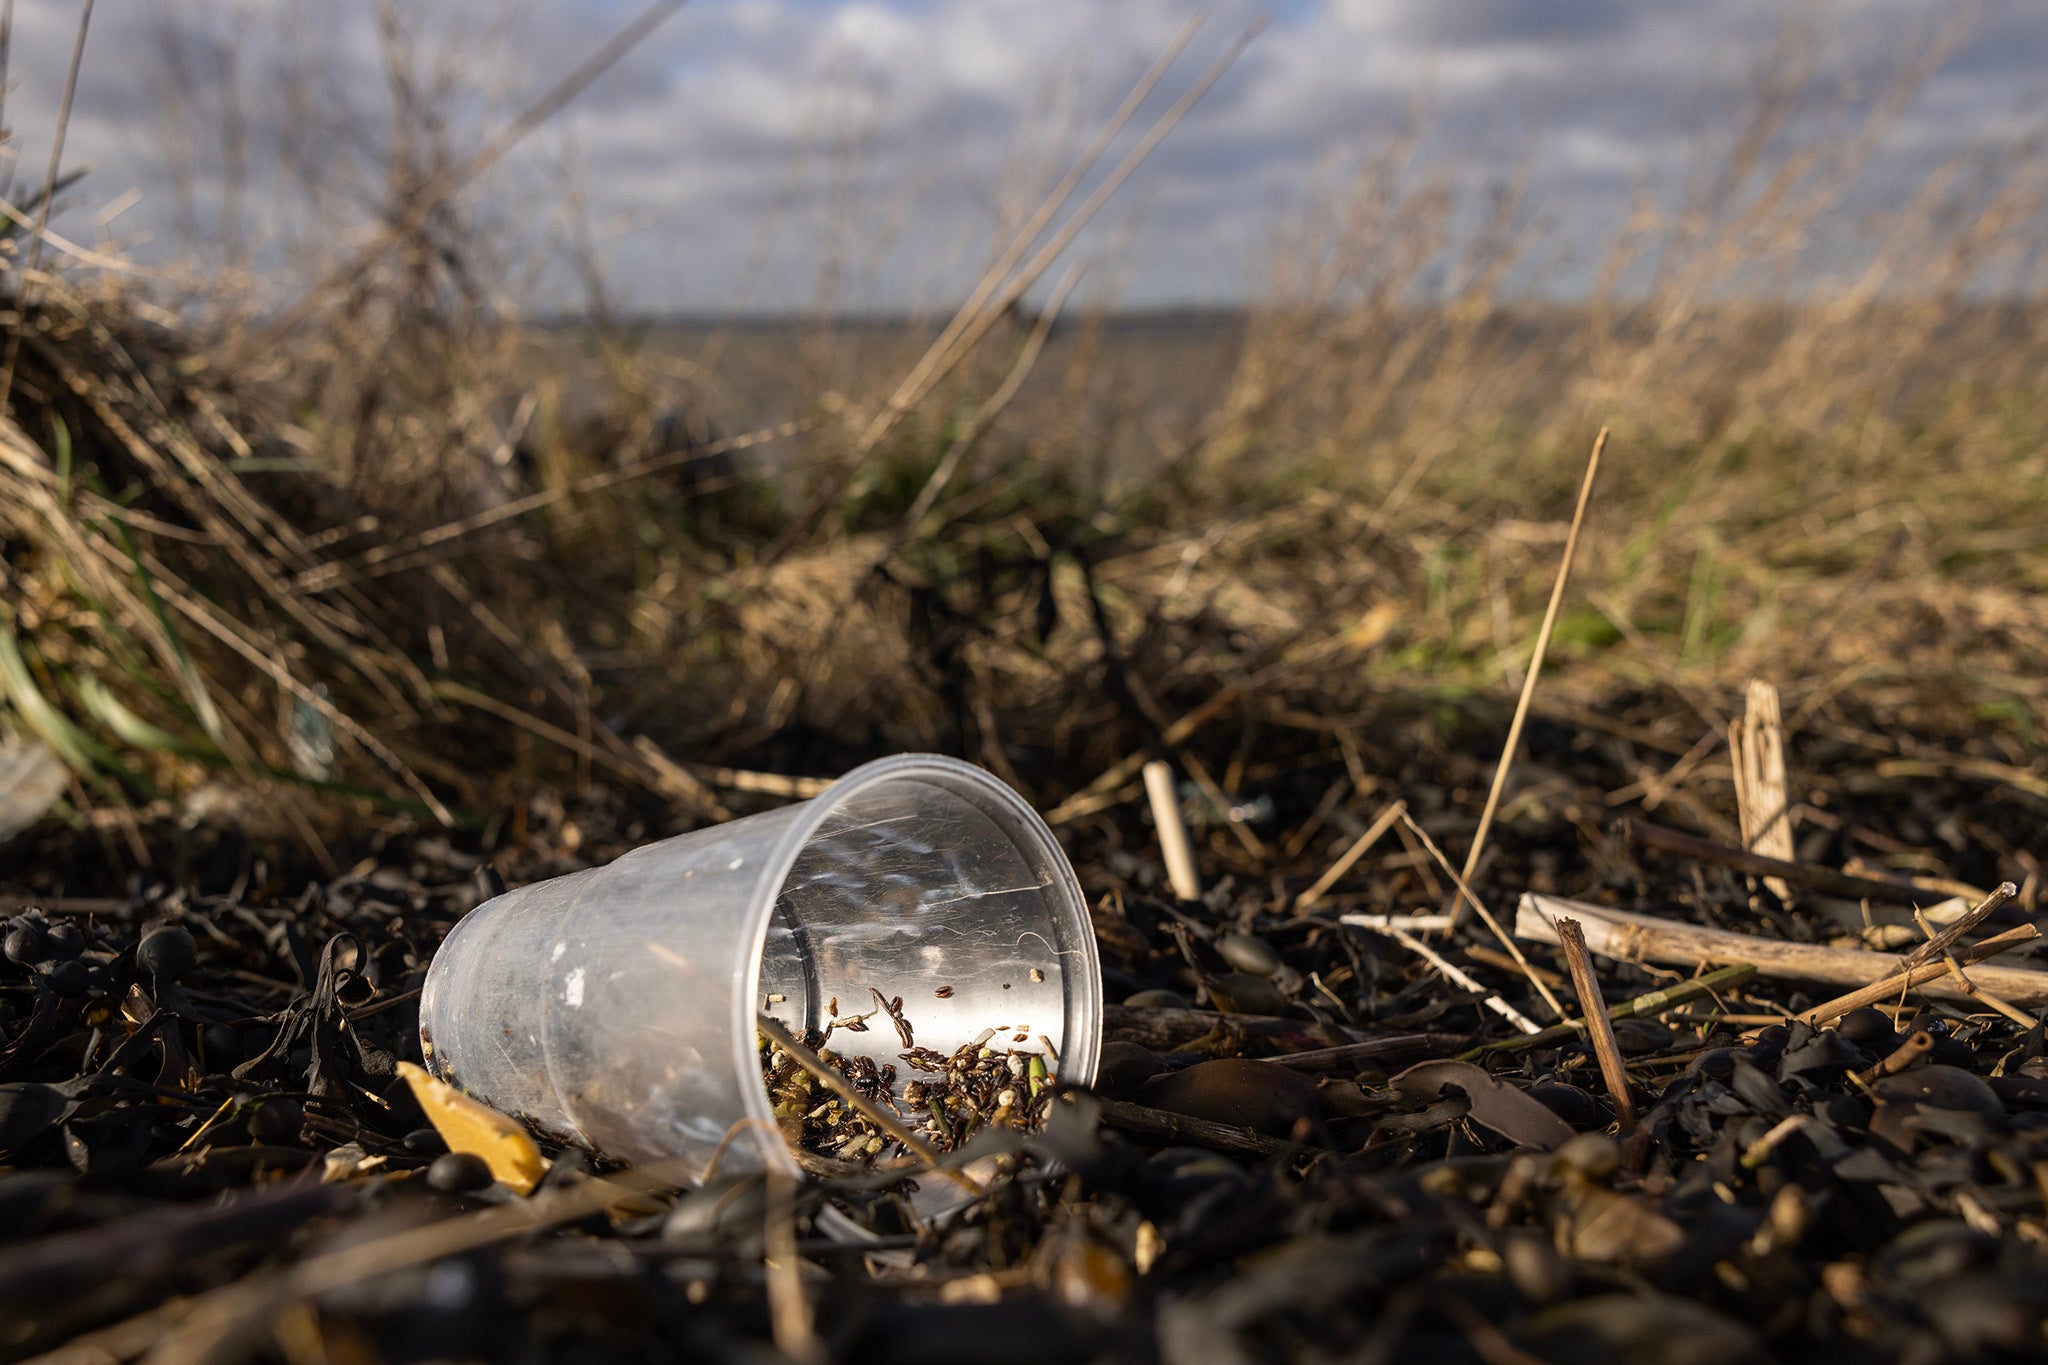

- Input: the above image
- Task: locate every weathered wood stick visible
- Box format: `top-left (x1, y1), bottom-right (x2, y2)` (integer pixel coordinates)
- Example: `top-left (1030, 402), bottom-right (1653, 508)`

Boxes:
top-left (1096, 1098), bottom-right (1329, 1160)
top-left (1517, 893), bottom-right (2048, 1005)
top-left (1616, 818), bottom-right (1945, 906)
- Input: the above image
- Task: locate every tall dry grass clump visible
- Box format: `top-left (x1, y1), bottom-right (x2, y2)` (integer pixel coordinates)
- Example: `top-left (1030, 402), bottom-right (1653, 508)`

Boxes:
top-left (2, 3), bottom-right (2046, 858)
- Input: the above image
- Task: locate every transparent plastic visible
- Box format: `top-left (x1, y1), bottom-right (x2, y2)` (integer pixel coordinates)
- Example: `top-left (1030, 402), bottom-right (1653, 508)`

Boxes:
top-left (418, 754), bottom-right (1101, 1227)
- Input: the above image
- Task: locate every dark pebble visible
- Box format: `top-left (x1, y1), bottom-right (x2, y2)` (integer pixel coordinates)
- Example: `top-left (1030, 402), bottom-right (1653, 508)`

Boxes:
top-left (1204, 973), bottom-right (1289, 1015)
top-left (3, 923), bottom-right (51, 966)
top-left (1138, 1058), bottom-right (1321, 1136)
top-left (201, 1025), bottom-right (243, 1065)
top-left (43, 959), bottom-right (90, 997)
top-left (249, 1097), bottom-right (304, 1145)
top-left (43, 921), bottom-right (83, 959)
top-left (1216, 932), bottom-right (1281, 977)
top-left (1096, 1041), bottom-right (1167, 1098)
top-left (1836, 1007), bottom-right (1896, 1048)
top-left (403, 1127), bottom-right (448, 1156)
top-left (427, 1151), bottom-right (496, 1193)
top-left (136, 926), bottom-right (198, 980)
top-left (1530, 1083), bottom-right (1597, 1129)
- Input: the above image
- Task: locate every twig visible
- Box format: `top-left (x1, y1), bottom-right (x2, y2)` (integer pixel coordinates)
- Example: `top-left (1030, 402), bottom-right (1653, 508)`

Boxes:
top-left (1388, 927), bottom-right (1541, 1035)
top-left (1616, 818), bottom-right (1956, 907)
top-left (753, 1014), bottom-right (984, 1198)
top-left (1463, 963), bottom-right (1758, 1058)
top-left (1144, 759), bottom-right (1203, 902)
top-left (1294, 799), bottom-right (1404, 910)
top-left (1449, 426), bottom-right (1607, 931)
top-left (1339, 913), bottom-right (1452, 932)
top-left (1889, 881), bottom-right (2019, 977)
top-left (1519, 893), bottom-right (2048, 1005)
top-left (1397, 808), bottom-right (1567, 1021)
top-left (1096, 1098), bottom-right (1328, 1161)
top-left (1797, 925), bottom-right (2041, 1025)
top-left (1939, 953), bottom-right (2037, 1028)
top-left (1555, 918), bottom-right (1638, 1129)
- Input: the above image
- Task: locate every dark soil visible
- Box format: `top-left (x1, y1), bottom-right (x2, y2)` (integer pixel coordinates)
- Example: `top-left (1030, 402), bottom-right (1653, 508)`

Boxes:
top-left (5, 690), bottom-right (2048, 1364)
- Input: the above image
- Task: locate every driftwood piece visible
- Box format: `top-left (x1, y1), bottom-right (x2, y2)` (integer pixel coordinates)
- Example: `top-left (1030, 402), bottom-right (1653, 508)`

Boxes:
top-left (1517, 894), bottom-right (2048, 1006)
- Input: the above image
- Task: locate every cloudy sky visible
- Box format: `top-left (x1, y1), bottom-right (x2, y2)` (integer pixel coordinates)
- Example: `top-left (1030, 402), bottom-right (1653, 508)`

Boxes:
top-left (7, 0), bottom-right (2045, 311)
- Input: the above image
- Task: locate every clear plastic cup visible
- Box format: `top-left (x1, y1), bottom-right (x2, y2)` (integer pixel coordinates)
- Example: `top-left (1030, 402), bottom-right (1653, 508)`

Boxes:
top-left (418, 753), bottom-right (1101, 1229)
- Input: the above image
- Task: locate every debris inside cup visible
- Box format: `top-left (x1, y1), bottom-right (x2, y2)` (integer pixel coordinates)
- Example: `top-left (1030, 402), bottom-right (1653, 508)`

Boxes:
top-left (759, 1002), bottom-right (1058, 1172)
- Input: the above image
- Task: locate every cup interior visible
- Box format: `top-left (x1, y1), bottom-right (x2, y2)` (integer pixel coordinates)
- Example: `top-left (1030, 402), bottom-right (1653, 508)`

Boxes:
top-left (749, 759), bottom-right (1099, 1223)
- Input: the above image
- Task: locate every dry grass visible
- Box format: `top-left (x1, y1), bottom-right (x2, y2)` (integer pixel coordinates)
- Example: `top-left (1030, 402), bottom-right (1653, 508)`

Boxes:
top-left (2, 6), bottom-right (2046, 857)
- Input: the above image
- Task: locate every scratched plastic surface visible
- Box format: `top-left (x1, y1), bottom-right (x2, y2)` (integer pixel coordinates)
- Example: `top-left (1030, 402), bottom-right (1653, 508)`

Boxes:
top-left (418, 754), bottom-right (1100, 1230)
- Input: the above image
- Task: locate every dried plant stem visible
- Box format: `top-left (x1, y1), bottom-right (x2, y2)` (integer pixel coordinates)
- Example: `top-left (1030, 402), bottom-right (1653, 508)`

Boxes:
top-left (1465, 962), bottom-right (1757, 1059)
top-left (762, 1167), bottom-right (817, 1365)
top-left (1295, 800), bottom-right (1404, 910)
top-left (1144, 759), bottom-right (1203, 902)
top-left (234, 0), bottom-right (688, 362)
top-left (1556, 918), bottom-right (1639, 1129)
top-left (1731, 679), bottom-right (1795, 901)
top-left (1388, 926), bottom-right (1542, 1035)
top-left (1617, 818), bottom-right (1955, 906)
top-left (1448, 426), bottom-right (1607, 932)
top-left (1397, 808), bottom-right (1567, 1021)
top-left (1889, 881), bottom-right (2018, 977)
top-left (753, 1014), bottom-right (984, 1198)
top-left (0, 0), bottom-right (93, 417)
top-left (900, 262), bottom-right (1084, 534)
top-left (1798, 925), bottom-right (2040, 1025)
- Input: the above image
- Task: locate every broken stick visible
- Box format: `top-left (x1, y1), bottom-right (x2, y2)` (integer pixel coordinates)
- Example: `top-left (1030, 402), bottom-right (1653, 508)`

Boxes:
top-left (1555, 917), bottom-right (1639, 1129)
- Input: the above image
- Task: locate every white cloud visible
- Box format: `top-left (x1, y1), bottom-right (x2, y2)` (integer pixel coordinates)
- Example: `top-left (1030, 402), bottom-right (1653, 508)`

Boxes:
top-left (6, 0), bottom-right (2043, 310)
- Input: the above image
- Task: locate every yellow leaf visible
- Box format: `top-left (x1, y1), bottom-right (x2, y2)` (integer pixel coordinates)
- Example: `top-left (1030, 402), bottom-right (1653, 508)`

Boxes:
top-left (396, 1061), bottom-right (548, 1195)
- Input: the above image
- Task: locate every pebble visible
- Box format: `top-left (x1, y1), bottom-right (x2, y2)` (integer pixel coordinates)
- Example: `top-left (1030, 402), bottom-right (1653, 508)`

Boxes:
top-left (1215, 932), bottom-right (1281, 977)
top-left (1204, 973), bottom-right (1289, 1016)
top-left (249, 1097), bottom-right (304, 1145)
top-left (427, 1151), bottom-right (496, 1193)
top-left (1836, 1006), bottom-right (1897, 1048)
top-left (1529, 1082), bottom-right (1597, 1130)
top-left (3, 923), bottom-right (51, 966)
top-left (136, 926), bottom-right (198, 980)
top-left (403, 1127), bottom-right (448, 1156)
